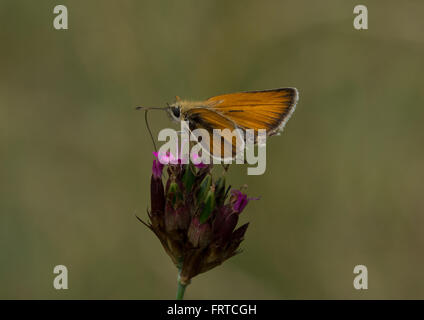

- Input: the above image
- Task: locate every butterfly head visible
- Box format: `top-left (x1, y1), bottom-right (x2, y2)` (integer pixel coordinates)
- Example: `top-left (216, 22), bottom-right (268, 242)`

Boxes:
top-left (167, 96), bottom-right (183, 121)
top-left (168, 104), bottom-right (181, 121)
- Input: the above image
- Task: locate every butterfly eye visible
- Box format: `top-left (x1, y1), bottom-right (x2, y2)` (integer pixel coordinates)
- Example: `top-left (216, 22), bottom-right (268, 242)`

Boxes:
top-left (171, 106), bottom-right (181, 118)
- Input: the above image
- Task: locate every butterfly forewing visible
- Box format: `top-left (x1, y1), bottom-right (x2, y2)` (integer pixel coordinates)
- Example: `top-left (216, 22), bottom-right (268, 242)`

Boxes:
top-left (206, 88), bottom-right (298, 135)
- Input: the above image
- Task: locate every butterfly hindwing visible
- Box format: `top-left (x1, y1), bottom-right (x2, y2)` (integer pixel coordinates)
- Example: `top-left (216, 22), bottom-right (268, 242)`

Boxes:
top-left (184, 108), bottom-right (245, 160)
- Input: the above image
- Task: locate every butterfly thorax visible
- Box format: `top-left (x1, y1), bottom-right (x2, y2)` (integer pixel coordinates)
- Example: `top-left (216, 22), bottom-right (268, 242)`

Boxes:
top-left (178, 100), bottom-right (210, 113)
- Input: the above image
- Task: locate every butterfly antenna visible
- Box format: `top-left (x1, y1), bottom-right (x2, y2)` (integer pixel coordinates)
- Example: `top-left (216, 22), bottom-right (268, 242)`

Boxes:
top-left (136, 105), bottom-right (170, 111)
top-left (144, 110), bottom-right (157, 152)
top-left (136, 105), bottom-right (170, 151)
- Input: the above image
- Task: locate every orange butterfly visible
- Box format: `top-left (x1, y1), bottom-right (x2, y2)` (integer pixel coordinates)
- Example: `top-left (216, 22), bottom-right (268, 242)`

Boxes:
top-left (138, 88), bottom-right (298, 160)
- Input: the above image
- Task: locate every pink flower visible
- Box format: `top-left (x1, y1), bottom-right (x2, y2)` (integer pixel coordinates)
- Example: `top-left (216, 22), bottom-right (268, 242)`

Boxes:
top-left (191, 153), bottom-right (208, 169)
top-left (154, 151), bottom-right (180, 165)
top-left (152, 153), bottom-right (164, 179)
top-left (230, 190), bottom-right (260, 213)
top-left (140, 156), bottom-right (259, 287)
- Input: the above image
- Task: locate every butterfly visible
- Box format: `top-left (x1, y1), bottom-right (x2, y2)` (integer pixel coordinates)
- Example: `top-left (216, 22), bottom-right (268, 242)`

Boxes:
top-left (138, 88), bottom-right (298, 160)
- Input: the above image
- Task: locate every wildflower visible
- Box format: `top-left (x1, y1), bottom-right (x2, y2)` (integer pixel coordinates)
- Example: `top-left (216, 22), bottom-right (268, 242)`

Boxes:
top-left (138, 152), bottom-right (258, 299)
top-left (230, 189), bottom-right (260, 213)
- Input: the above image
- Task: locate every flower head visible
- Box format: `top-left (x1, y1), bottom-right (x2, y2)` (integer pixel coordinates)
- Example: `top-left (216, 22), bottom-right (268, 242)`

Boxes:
top-left (139, 155), bottom-right (258, 286)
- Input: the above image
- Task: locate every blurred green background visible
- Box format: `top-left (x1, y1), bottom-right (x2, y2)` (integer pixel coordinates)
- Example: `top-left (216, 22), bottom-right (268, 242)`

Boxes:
top-left (1, 0), bottom-right (424, 299)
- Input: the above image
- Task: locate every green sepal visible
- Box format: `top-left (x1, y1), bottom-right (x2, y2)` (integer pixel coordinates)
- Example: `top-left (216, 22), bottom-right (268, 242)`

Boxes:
top-left (197, 175), bottom-right (211, 204)
top-left (215, 176), bottom-right (226, 206)
top-left (167, 181), bottom-right (181, 206)
top-left (199, 190), bottom-right (215, 223)
top-left (182, 164), bottom-right (196, 192)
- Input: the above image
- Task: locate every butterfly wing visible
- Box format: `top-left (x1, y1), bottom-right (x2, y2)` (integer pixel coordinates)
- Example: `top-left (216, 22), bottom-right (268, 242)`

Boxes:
top-left (206, 88), bottom-right (298, 136)
top-left (184, 108), bottom-right (244, 160)
top-left (183, 88), bottom-right (298, 160)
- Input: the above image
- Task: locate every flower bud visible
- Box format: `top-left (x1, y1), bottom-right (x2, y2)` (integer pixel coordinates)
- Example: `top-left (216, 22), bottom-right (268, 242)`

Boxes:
top-left (149, 171), bottom-right (165, 230)
top-left (196, 174), bottom-right (211, 204)
top-left (165, 181), bottom-right (189, 232)
top-left (152, 159), bottom-right (164, 180)
top-left (214, 176), bottom-right (227, 207)
top-left (199, 188), bottom-right (215, 223)
top-left (167, 181), bottom-right (181, 208)
top-left (182, 164), bottom-right (196, 192)
top-left (213, 205), bottom-right (239, 245)
top-left (188, 217), bottom-right (212, 248)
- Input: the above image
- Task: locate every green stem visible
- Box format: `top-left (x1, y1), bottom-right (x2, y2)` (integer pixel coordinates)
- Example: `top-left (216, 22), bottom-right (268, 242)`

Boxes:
top-left (176, 262), bottom-right (188, 300)
top-left (176, 259), bottom-right (188, 300)
top-left (176, 279), bottom-right (187, 300)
